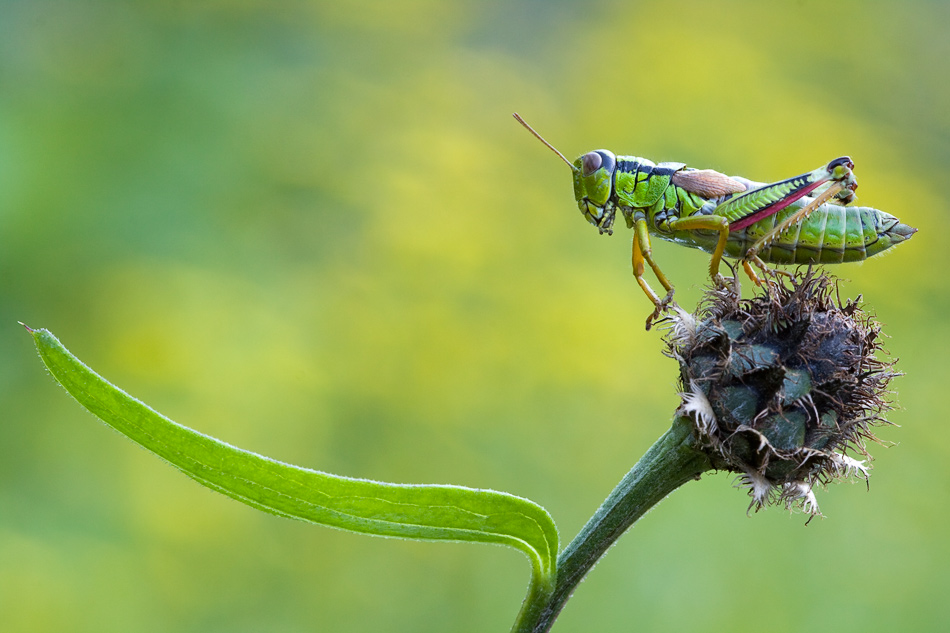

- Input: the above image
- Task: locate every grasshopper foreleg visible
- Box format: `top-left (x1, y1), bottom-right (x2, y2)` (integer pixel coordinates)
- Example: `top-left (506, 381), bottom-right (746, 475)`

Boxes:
top-left (631, 217), bottom-right (677, 329)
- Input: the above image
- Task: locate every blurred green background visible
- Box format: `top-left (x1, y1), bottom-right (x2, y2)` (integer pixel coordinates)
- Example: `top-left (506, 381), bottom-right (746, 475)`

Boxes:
top-left (2, 1), bottom-right (947, 631)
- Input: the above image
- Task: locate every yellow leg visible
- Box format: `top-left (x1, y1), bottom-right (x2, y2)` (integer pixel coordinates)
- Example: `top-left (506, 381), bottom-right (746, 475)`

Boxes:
top-left (632, 235), bottom-right (659, 305)
top-left (742, 255), bottom-right (791, 287)
top-left (666, 214), bottom-right (731, 287)
top-left (742, 259), bottom-right (763, 287)
top-left (631, 219), bottom-right (676, 329)
top-left (633, 219), bottom-right (673, 295)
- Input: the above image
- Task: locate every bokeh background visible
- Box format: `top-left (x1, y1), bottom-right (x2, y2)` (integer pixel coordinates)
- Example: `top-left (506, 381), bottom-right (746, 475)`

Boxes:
top-left (2, 1), bottom-right (947, 631)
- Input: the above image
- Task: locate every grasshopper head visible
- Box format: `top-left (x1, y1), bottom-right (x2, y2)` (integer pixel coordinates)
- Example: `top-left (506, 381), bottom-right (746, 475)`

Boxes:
top-left (511, 114), bottom-right (617, 234)
top-left (573, 150), bottom-right (616, 233)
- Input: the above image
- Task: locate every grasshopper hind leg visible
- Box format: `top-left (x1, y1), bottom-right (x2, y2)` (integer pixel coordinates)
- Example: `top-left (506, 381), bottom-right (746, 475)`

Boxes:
top-left (742, 179), bottom-right (851, 271)
top-left (717, 157), bottom-right (858, 233)
top-left (719, 156), bottom-right (859, 287)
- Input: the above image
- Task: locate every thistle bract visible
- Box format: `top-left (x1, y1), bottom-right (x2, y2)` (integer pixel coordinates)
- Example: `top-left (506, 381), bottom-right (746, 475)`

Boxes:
top-left (668, 272), bottom-right (897, 515)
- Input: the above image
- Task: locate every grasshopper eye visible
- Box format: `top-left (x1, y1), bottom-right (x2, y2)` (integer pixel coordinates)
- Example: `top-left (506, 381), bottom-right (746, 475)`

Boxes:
top-left (581, 152), bottom-right (602, 176)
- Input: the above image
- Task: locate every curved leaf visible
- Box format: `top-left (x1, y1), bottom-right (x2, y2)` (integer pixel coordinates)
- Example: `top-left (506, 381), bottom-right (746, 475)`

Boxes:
top-left (26, 326), bottom-right (558, 587)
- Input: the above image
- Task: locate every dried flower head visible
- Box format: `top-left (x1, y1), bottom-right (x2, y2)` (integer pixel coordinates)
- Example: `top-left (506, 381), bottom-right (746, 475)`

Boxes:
top-left (666, 270), bottom-right (898, 517)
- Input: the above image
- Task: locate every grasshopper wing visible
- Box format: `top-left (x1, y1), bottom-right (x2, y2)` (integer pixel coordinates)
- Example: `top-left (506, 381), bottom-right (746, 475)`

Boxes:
top-left (672, 169), bottom-right (747, 198)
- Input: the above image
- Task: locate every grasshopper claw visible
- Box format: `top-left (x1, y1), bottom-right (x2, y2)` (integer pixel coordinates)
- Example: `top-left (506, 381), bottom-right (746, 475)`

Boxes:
top-left (659, 287), bottom-right (675, 307)
top-left (645, 290), bottom-right (678, 331)
top-left (713, 273), bottom-right (741, 295)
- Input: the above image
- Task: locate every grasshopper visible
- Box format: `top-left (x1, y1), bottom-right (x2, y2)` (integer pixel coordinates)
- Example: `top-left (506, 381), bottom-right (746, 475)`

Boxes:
top-left (514, 114), bottom-right (916, 328)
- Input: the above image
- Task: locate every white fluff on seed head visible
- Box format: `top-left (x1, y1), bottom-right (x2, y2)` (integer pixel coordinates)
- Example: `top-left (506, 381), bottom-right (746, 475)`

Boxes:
top-left (829, 453), bottom-right (870, 480)
top-left (667, 306), bottom-right (697, 348)
top-left (679, 380), bottom-right (717, 435)
top-left (735, 469), bottom-right (773, 511)
top-left (782, 481), bottom-right (822, 517)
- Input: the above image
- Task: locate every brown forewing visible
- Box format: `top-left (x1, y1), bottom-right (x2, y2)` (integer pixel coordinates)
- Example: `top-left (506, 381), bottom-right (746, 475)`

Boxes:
top-left (671, 169), bottom-right (747, 198)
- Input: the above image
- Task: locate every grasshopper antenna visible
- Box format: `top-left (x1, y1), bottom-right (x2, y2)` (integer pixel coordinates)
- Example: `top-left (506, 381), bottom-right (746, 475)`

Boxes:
top-left (512, 113), bottom-right (576, 171)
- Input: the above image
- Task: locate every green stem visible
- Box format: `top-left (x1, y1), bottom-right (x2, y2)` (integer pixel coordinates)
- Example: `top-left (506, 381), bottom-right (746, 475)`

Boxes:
top-left (511, 416), bottom-right (712, 633)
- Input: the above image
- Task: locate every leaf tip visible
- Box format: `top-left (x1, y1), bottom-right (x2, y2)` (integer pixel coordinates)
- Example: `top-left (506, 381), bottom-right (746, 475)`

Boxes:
top-left (18, 321), bottom-right (34, 333)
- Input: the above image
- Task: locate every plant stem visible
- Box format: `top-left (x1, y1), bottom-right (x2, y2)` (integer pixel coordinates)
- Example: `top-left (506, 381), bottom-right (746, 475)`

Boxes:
top-left (511, 415), bottom-right (712, 633)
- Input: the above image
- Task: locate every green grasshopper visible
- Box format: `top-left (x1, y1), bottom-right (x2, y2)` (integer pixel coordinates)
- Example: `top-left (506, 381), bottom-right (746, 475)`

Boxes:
top-left (514, 114), bottom-right (917, 328)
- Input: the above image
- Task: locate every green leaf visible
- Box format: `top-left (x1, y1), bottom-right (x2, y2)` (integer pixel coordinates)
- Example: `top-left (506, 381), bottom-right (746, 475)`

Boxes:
top-left (26, 326), bottom-right (558, 588)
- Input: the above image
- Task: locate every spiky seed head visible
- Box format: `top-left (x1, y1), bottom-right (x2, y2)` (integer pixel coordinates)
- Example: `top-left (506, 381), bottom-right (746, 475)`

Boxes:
top-left (667, 270), bottom-right (898, 517)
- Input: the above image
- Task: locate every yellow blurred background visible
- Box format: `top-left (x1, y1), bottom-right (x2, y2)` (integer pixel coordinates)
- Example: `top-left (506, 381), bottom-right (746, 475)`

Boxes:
top-left (2, 1), bottom-right (947, 631)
